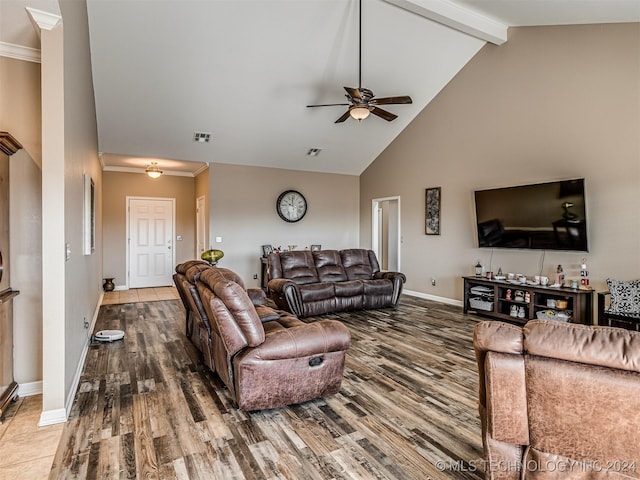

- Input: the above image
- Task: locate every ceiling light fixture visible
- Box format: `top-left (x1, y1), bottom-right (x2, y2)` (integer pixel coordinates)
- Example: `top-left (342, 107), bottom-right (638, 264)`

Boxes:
top-left (349, 106), bottom-right (371, 121)
top-left (145, 162), bottom-right (163, 179)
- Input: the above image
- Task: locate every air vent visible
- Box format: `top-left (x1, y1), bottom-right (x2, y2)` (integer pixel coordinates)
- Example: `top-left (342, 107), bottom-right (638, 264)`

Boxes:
top-left (306, 148), bottom-right (322, 157)
top-left (193, 132), bottom-right (211, 143)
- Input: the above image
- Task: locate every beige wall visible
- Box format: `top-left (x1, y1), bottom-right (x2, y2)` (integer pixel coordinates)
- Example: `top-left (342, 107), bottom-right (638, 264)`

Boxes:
top-left (0, 49), bottom-right (44, 388)
top-left (61, 0), bottom-right (103, 407)
top-left (0, 57), bottom-right (42, 166)
top-left (360, 23), bottom-right (640, 315)
top-left (103, 172), bottom-right (196, 286)
top-left (10, 150), bottom-right (42, 386)
top-left (211, 163), bottom-right (359, 288)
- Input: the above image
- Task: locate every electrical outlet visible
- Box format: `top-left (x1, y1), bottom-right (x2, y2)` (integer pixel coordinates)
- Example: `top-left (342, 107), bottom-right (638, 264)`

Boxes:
top-left (431, 278), bottom-right (436, 286)
top-left (253, 274), bottom-right (258, 280)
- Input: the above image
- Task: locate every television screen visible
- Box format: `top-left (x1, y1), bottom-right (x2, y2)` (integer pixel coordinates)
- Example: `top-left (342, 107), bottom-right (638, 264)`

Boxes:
top-left (474, 178), bottom-right (588, 252)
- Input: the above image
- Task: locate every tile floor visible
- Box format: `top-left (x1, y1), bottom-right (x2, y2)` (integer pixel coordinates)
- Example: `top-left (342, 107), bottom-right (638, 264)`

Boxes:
top-left (0, 395), bottom-right (63, 480)
top-left (101, 285), bottom-right (179, 305)
top-left (0, 287), bottom-right (180, 479)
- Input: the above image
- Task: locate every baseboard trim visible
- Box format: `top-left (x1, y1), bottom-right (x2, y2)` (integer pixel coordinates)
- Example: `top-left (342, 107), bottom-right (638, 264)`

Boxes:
top-left (18, 381), bottom-right (43, 397)
top-left (403, 289), bottom-right (463, 308)
top-left (39, 408), bottom-right (67, 426)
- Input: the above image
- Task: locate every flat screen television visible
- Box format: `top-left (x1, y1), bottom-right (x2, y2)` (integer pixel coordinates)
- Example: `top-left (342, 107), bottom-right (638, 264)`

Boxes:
top-left (474, 178), bottom-right (588, 252)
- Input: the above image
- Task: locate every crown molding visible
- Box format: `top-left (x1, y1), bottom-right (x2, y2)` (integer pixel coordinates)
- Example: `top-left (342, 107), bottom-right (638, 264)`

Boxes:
top-left (193, 163), bottom-right (209, 177)
top-left (0, 41), bottom-right (41, 63)
top-left (26, 7), bottom-right (62, 35)
top-left (0, 132), bottom-right (24, 156)
top-left (102, 166), bottom-right (196, 177)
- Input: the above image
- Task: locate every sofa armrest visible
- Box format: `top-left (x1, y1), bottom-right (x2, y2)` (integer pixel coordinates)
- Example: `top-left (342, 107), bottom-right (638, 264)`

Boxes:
top-left (267, 278), bottom-right (304, 316)
top-left (243, 320), bottom-right (351, 361)
top-left (373, 271), bottom-right (406, 304)
top-left (247, 288), bottom-right (266, 306)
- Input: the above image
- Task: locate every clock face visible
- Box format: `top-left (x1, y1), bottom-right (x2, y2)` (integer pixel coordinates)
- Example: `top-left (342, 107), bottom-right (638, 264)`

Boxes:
top-left (277, 190), bottom-right (307, 223)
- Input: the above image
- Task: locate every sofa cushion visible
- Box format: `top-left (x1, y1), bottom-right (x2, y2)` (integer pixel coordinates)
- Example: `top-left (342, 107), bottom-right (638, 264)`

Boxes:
top-left (279, 251), bottom-right (319, 285)
top-left (606, 278), bottom-right (640, 315)
top-left (313, 250), bottom-right (348, 282)
top-left (299, 282), bottom-right (335, 302)
top-left (341, 249), bottom-right (375, 280)
top-left (334, 280), bottom-right (364, 297)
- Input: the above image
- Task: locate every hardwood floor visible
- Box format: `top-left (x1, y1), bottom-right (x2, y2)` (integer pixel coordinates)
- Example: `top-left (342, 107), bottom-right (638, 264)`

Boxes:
top-left (49, 296), bottom-right (485, 479)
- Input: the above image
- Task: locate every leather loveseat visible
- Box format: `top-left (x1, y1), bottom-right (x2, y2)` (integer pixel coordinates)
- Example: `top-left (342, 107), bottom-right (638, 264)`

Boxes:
top-left (267, 249), bottom-right (406, 318)
top-left (474, 320), bottom-right (640, 480)
top-left (196, 267), bottom-right (351, 411)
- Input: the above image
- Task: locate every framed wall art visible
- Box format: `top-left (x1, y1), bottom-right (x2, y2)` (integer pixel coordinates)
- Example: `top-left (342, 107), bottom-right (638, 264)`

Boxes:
top-left (425, 187), bottom-right (441, 235)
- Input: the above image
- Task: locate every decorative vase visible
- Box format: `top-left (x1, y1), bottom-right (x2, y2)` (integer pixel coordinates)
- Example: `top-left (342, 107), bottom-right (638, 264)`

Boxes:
top-left (103, 278), bottom-right (115, 292)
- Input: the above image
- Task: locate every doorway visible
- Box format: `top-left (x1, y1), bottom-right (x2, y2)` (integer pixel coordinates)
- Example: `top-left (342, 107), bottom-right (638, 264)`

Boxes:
top-left (196, 195), bottom-right (206, 259)
top-left (127, 197), bottom-right (175, 288)
top-left (372, 196), bottom-right (400, 271)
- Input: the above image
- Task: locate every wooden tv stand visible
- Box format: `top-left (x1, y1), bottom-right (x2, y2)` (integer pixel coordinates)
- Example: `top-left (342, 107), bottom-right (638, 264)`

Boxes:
top-left (463, 276), bottom-right (593, 325)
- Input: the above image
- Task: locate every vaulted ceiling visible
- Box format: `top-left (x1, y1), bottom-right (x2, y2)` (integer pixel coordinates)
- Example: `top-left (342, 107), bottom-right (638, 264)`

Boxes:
top-left (2, 0), bottom-right (639, 176)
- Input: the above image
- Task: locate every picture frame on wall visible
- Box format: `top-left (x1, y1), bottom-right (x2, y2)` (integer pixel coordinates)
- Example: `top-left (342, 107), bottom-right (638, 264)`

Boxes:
top-left (261, 245), bottom-right (273, 257)
top-left (310, 244), bottom-right (321, 251)
top-left (425, 187), bottom-right (441, 235)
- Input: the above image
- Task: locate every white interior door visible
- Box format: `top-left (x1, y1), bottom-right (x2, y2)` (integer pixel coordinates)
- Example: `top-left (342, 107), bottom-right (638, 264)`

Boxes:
top-left (196, 195), bottom-right (206, 258)
top-left (128, 197), bottom-right (175, 288)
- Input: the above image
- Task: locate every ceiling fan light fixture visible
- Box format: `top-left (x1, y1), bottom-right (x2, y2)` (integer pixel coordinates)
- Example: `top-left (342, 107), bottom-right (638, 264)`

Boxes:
top-left (145, 162), bottom-right (163, 179)
top-left (349, 106), bottom-right (370, 121)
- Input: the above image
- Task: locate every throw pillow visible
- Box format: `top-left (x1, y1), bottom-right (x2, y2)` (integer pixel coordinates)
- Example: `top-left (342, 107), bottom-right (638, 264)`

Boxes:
top-left (606, 278), bottom-right (640, 315)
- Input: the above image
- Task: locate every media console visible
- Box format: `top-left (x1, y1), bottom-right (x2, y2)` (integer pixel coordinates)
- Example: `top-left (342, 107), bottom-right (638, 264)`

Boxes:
top-left (463, 276), bottom-right (593, 325)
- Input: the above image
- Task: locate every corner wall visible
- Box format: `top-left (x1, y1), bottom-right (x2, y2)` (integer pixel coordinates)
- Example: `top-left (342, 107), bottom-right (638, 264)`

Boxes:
top-left (360, 23), bottom-right (640, 313)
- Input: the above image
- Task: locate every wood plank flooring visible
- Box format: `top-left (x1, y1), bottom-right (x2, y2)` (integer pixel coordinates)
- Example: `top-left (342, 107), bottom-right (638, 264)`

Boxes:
top-left (49, 296), bottom-right (485, 479)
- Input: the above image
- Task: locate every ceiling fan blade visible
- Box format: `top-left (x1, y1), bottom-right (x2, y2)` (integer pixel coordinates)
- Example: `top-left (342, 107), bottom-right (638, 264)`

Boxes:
top-left (335, 110), bottom-right (352, 123)
top-left (344, 86), bottom-right (362, 101)
top-left (371, 95), bottom-right (413, 105)
top-left (307, 103), bottom-right (350, 108)
top-left (370, 107), bottom-right (397, 122)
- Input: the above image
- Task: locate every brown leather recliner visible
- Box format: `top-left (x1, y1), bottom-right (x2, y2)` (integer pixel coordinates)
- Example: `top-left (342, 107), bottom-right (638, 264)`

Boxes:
top-left (474, 320), bottom-right (640, 480)
top-left (174, 263), bottom-right (287, 371)
top-left (267, 249), bottom-right (405, 317)
top-left (196, 267), bottom-right (351, 411)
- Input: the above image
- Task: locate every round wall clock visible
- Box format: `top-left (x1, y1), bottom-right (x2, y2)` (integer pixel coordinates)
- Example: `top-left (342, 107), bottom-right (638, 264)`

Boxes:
top-left (276, 190), bottom-right (307, 223)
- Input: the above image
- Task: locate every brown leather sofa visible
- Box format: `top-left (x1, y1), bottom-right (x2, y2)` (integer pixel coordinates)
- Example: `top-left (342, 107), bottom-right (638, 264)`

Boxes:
top-left (196, 267), bottom-right (351, 410)
top-left (267, 249), bottom-right (406, 317)
top-left (474, 320), bottom-right (640, 480)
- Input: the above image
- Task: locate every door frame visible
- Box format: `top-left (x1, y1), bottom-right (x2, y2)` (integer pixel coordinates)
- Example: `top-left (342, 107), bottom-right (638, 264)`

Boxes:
top-left (125, 196), bottom-right (176, 289)
top-left (371, 196), bottom-right (401, 272)
top-left (196, 195), bottom-right (206, 258)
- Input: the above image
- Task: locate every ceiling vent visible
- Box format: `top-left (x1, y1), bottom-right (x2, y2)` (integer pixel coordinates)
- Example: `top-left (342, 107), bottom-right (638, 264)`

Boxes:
top-left (306, 148), bottom-right (322, 157)
top-left (193, 132), bottom-right (211, 143)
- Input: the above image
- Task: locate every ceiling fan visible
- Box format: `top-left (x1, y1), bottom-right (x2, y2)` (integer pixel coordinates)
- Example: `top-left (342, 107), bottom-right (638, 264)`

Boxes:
top-left (307, 0), bottom-right (412, 123)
